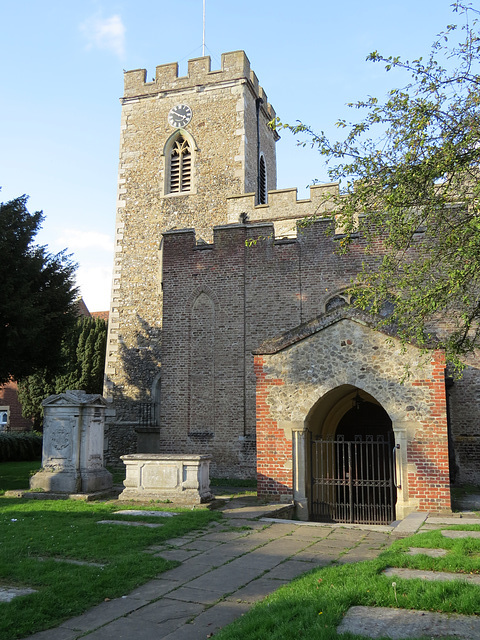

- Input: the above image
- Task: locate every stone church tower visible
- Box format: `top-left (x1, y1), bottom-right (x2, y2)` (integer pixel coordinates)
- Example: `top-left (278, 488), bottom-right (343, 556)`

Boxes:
top-left (104, 49), bottom-right (480, 520)
top-left (104, 51), bottom-right (278, 457)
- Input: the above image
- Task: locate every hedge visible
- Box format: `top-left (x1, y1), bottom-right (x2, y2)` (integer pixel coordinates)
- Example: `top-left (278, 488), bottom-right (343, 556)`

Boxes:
top-left (0, 432), bottom-right (42, 462)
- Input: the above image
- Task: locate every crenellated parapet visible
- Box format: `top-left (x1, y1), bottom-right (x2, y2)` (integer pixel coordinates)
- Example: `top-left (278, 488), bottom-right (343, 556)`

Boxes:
top-left (123, 50), bottom-right (276, 120)
top-left (227, 183), bottom-right (339, 228)
top-left (162, 217), bottom-right (340, 254)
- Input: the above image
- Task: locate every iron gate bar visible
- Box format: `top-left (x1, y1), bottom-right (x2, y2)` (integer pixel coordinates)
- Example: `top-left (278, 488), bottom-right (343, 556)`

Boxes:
top-left (310, 433), bottom-right (396, 525)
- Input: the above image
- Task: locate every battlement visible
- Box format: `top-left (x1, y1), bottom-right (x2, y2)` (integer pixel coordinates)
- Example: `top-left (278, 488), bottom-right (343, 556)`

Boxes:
top-left (123, 50), bottom-right (276, 119)
top-left (162, 217), bottom-right (340, 254)
top-left (227, 182), bottom-right (339, 226)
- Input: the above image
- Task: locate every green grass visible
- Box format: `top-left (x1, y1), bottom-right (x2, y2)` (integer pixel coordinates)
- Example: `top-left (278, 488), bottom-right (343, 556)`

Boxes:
top-left (0, 460), bottom-right (41, 494)
top-left (0, 497), bottom-right (221, 639)
top-left (213, 526), bottom-right (480, 640)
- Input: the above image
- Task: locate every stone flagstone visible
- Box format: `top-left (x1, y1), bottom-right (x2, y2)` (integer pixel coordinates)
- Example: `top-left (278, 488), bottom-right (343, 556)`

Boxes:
top-left (37, 557), bottom-right (105, 568)
top-left (427, 516), bottom-right (480, 525)
top-left (19, 501), bottom-right (393, 640)
top-left (441, 529), bottom-right (480, 539)
top-left (406, 547), bottom-right (448, 558)
top-left (97, 519), bottom-right (163, 528)
top-left (0, 586), bottom-right (37, 603)
top-left (337, 605), bottom-right (480, 639)
top-left (384, 566), bottom-right (480, 585)
top-left (114, 510), bottom-right (179, 517)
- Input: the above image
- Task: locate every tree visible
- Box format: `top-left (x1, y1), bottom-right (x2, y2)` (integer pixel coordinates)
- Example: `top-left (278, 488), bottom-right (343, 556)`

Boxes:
top-left (0, 196), bottom-right (78, 384)
top-left (279, 3), bottom-right (480, 370)
top-left (17, 317), bottom-right (108, 428)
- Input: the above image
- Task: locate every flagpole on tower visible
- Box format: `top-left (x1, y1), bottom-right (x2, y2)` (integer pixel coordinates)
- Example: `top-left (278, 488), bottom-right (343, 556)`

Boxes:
top-left (202, 0), bottom-right (206, 56)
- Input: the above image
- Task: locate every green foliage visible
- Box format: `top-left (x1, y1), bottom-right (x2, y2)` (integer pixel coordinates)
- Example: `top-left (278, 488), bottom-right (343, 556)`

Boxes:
top-left (0, 196), bottom-right (78, 384)
top-left (0, 433), bottom-right (42, 463)
top-left (277, 3), bottom-right (480, 369)
top-left (17, 317), bottom-right (108, 427)
top-left (0, 498), bottom-right (221, 639)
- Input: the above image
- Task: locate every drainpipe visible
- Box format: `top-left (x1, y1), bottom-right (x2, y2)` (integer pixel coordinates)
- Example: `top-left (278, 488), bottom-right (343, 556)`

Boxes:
top-left (255, 97), bottom-right (263, 205)
top-left (445, 373), bottom-right (457, 484)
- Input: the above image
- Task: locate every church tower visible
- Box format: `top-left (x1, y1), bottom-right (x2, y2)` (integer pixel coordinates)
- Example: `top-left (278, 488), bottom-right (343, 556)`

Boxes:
top-left (104, 51), bottom-right (278, 458)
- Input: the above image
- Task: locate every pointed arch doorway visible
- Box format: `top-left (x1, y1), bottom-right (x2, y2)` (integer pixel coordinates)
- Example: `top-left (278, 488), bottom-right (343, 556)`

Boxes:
top-left (307, 386), bottom-right (397, 525)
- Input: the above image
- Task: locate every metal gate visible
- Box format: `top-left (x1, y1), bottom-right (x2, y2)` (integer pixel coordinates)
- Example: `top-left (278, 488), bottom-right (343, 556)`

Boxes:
top-left (310, 434), bottom-right (396, 525)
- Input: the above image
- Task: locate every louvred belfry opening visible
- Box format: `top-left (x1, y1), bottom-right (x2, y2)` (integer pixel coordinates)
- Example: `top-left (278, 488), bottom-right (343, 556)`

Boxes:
top-left (169, 136), bottom-right (191, 193)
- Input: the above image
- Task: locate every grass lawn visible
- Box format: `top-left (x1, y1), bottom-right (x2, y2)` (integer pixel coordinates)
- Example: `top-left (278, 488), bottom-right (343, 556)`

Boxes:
top-left (214, 526), bottom-right (480, 640)
top-left (3, 463), bottom-right (478, 640)
top-left (0, 461), bottom-right (41, 494)
top-left (0, 496), bottom-right (221, 640)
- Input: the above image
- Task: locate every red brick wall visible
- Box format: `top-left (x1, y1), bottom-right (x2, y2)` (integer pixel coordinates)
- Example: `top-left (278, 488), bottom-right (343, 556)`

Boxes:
top-left (407, 352), bottom-right (451, 511)
top-left (255, 347), bottom-right (451, 513)
top-left (160, 220), bottom-right (480, 489)
top-left (254, 356), bottom-right (292, 499)
top-left (0, 381), bottom-right (34, 432)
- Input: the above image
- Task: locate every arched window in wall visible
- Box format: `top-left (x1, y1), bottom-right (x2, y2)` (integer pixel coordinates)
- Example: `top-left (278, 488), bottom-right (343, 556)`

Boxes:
top-left (169, 134), bottom-right (192, 194)
top-left (258, 153), bottom-right (267, 204)
top-left (189, 292), bottom-right (215, 434)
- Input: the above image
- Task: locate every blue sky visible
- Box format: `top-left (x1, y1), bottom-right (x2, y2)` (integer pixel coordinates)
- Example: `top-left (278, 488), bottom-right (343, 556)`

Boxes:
top-left (0, 0), bottom-right (460, 310)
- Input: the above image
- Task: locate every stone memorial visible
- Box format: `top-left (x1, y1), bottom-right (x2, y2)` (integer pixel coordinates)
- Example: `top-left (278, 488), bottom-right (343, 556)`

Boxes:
top-left (119, 453), bottom-right (212, 503)
top-left (30, 390), bottom-right (113, 494)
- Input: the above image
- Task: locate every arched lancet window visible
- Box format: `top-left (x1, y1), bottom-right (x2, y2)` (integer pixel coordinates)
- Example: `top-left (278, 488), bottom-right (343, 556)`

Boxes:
top-left (189, 291), bottom-right (215, 434)
top-left (258, 154), bottom-right (267, 204)
top-left (169, 135), bottom-right (192, 193)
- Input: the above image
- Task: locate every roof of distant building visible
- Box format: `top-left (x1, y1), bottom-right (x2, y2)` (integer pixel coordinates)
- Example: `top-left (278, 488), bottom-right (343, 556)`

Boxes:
top-left (91, 310), bottom-right (109, 322)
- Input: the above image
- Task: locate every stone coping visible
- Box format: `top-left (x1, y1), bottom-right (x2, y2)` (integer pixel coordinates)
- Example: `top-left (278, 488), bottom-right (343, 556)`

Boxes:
top-left (121, 453), bottom-right (212, 461)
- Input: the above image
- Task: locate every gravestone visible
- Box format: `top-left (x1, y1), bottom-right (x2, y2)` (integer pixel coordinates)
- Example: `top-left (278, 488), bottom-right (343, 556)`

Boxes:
top-left (30, 391), bottom-right (112, 493)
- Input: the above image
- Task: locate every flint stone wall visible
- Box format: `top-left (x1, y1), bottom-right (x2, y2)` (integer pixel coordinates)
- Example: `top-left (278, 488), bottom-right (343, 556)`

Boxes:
top-left (255, 317), bottom-right (451, 515)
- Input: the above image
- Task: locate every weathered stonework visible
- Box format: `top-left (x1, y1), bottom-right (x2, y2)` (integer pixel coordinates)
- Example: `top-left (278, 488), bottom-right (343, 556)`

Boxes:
top-left (105, 50), bottom-right (480, 520)
top-left (105, 51), bottom-right (278, 465)
top-left (254, 317), bottom-right (450, 516)
top-left (30, 391), bottom-right (112, 494)
top-left (119, 453), bottom-right (212, 503)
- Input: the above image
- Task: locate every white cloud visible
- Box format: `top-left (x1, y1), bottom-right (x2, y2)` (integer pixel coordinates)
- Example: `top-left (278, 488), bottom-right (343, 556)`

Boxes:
top-left (76, 265), bottom-right (113, 313)
top-left (80, 13), bottom-right (126, 58)
top-left (57, 229), bottom-right (114, 253)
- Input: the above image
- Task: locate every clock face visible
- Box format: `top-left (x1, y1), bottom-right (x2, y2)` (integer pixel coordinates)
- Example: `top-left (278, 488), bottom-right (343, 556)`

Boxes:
top-left (168, 104), bottom-right (193, 128)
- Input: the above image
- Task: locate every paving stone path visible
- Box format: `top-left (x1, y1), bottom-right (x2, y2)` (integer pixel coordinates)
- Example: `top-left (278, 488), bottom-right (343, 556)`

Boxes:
top-left (16, 503), bottom-right (480, 640)
top-left (21, 501), bottom-right (392, 640)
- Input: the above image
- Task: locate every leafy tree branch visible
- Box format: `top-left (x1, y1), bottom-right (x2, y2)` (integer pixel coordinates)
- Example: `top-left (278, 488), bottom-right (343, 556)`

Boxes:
top-left (273, 2), bottom-right (480, 369)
